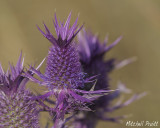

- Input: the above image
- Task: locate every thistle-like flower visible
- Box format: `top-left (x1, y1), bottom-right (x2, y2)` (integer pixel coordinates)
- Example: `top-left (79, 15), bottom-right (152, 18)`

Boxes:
top-left (26, 13), bottom-right (111, 122)
top-left (78, 30), bottom-right (122, 90)
top-left (78, 29), bottom-right (123, 108)
top-left (72, 30), bottom-right (144, 128)
top-left (0, 53), bottom-right (40, 128)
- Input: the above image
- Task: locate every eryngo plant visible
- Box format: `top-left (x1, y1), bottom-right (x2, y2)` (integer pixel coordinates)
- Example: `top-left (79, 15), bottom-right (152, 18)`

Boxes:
top-left (0, 53), bottom-right (40, 128)
top-left (71, 30), bottom-right (145, 128)
top-left (0, 12), bottom-right (144, 128)
top-left (26, 13), bottom-right (112, 127)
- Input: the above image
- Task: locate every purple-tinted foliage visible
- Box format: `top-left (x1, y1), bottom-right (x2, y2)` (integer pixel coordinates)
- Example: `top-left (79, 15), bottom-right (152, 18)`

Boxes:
top-left (26, 13), bottom-right (112, 122)
top-left (0, 53), bottom-right (40, 128)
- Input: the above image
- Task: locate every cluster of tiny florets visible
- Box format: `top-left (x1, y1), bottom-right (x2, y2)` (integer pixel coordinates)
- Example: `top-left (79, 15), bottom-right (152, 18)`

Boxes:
top-left (0, 54), bottom-right (40, 128)
top-left (0, 90), bottom-right (39, 128)
top-left (45, 43), bottom-right (83, 89)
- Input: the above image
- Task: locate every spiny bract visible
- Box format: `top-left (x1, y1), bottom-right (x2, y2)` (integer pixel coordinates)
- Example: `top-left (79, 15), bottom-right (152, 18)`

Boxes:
top-left (0, 53), bottom-right (40, 128)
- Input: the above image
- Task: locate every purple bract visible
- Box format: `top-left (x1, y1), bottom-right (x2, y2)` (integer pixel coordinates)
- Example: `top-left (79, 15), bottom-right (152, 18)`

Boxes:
top-left (0, 53), bottom-right (40, 128)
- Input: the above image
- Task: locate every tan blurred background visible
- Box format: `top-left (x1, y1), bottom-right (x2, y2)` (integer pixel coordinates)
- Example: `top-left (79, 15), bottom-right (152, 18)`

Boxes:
top-left (0, 0), bottom-right (160, 128)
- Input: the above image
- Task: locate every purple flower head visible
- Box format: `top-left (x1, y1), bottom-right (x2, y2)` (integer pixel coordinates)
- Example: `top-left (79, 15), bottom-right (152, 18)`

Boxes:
top-left (26, 13), bottom-right (111, 121)
top-left (78, 29), bottom-right (122, 90)
top-left (72, 29), bottom-right (144, 128)
top-left (36, 12), bottom-right (85, 90)
top-left (0, 53), bottom-right (40, 128)
top-left (36, 12), bottom-right (86, 91)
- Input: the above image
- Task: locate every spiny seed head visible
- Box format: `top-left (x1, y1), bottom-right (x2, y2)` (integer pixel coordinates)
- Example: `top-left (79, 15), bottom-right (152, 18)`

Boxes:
top-left (0, 53), bottom-right (40, 128)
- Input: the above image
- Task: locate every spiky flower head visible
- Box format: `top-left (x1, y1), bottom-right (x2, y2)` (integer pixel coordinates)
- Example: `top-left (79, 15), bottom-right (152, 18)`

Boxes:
top-left (37, 13), bottom-right (84, 89)
top-left (26, 13), bottom-right (111, 122)
top-left (78, 30), bottom-right (122, 89)
top-left (72, 29), bottom-right (143, 128)
top-left (0, 53), bottom-right (40, 128)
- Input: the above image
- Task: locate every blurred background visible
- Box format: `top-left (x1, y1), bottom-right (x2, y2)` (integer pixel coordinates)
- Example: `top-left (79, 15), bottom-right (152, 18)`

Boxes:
top-left (0, 0), bottom-right (159, 128)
